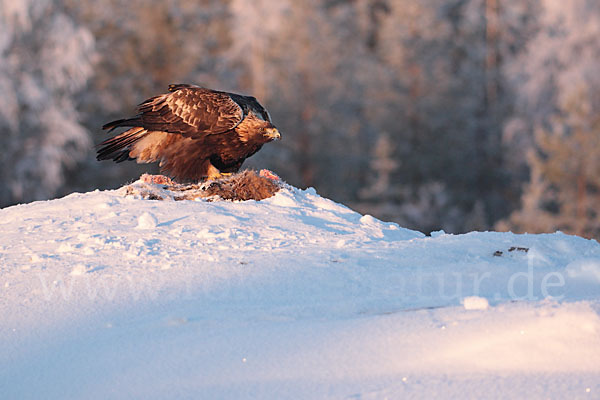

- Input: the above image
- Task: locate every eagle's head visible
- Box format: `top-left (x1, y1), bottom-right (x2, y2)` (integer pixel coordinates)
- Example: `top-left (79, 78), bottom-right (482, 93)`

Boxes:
top-left (263, 126), bottom-right (281, 141)
top-left (245, 101), bottom-right (280, 142)
top-left (236, 109), bottom-right (281, 144)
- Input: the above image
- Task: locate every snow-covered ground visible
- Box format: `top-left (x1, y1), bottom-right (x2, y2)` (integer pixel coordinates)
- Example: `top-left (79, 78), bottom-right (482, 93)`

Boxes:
top-left (1, 180), bottom-right (600, 399)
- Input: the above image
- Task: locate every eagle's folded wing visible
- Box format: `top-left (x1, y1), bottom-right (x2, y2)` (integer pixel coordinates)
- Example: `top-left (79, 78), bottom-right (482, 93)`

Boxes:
top-left (138, 87), bottom-right (244, 137)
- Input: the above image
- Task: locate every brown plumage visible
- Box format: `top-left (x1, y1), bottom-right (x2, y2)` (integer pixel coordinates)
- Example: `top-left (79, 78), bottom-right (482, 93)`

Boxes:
top-left (97, 84), bottom-right (281, 181)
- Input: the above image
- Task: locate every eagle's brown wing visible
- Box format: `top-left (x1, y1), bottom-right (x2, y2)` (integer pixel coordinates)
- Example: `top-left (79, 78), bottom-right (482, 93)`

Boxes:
top-left (137, 87), bottom-right (244, 137)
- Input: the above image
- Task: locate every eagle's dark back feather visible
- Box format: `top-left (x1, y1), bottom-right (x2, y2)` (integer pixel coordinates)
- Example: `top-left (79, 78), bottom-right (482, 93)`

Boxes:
top-left (97, 85), bottom-right (280, 181)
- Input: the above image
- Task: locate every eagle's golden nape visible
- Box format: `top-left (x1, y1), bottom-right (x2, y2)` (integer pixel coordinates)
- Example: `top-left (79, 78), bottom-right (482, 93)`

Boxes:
top-left (96, 84), bottom-right (280, 182)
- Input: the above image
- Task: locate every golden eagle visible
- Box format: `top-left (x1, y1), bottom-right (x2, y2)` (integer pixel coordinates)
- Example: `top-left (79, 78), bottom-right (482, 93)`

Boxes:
top-left (97, 84), bottom-right (280, 181)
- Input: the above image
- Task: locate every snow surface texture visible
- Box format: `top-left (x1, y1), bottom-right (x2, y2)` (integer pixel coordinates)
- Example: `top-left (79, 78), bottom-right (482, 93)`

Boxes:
top-left (1, 179), bottom-right (600, 399)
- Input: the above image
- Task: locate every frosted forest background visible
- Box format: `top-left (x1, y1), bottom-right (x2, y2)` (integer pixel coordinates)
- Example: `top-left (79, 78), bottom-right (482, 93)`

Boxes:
top-left (1, 0), bottom-right (599, 239)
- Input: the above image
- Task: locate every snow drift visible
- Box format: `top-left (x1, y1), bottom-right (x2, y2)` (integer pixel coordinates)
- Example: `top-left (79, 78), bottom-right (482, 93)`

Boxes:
top-left (1, 178), bottom-right (599, 399)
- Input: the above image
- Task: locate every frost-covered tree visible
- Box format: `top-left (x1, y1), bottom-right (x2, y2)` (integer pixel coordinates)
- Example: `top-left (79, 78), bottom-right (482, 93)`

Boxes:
top-left (0, 0), bottom-right (95, 206)
top-left (500, 0), bottom-right (600, 238)
top-left (365, 0), bottom-right (536, 232)
top-left (499, 89), bottom-right (600, 238)
top-left (358, 132), bottom-right (399, 201)
top-left (505, 0), bottom-right (600, 122)
top-left (502, 0), bottom-right (599, 173)
top-left (354, 132), bottom-right (459, 233)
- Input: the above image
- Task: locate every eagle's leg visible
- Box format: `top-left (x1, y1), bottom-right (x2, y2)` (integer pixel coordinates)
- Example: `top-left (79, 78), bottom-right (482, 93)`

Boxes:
top-left (205, 163), bottom-right (233, 181)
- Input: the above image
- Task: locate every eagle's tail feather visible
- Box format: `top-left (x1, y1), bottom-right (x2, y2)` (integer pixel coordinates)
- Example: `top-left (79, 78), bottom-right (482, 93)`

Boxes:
top-left (96, 127), bottom-right (147, 162)
top-left (102, 117), bottom-right (142, 132)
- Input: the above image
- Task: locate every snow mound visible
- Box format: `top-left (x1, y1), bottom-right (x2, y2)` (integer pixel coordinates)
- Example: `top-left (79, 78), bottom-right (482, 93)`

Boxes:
top-left (136, 211), bottom-right (158, 229)
top-left (462, 296), bottom-right (490, 310)
top-left (1, 181), bottom-right (600, 399)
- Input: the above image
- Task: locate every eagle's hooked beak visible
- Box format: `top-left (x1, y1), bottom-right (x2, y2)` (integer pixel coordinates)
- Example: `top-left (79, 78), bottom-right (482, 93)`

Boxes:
top-left (265, 127), bottom-right (281, 140)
